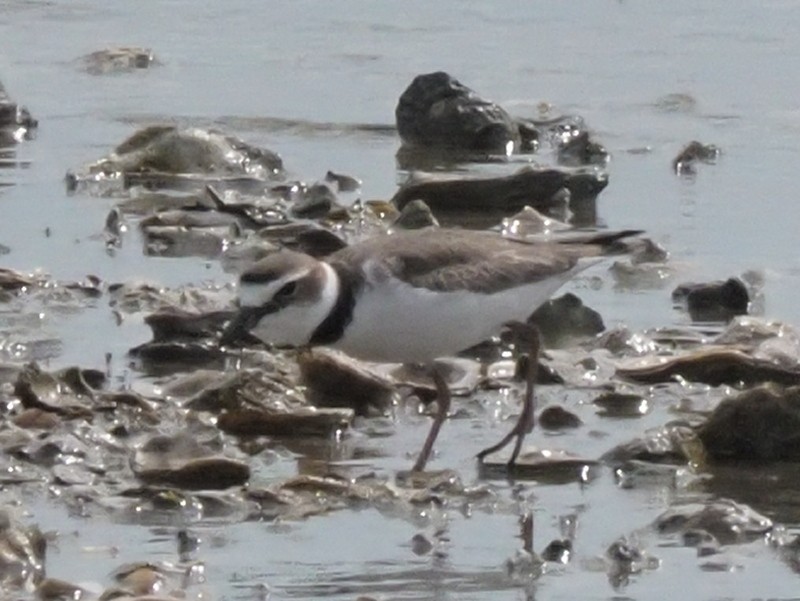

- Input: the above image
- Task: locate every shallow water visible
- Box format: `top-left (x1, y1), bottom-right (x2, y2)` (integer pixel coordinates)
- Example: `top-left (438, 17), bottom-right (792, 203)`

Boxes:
top-left (3, 1), bottom-right (800, 599)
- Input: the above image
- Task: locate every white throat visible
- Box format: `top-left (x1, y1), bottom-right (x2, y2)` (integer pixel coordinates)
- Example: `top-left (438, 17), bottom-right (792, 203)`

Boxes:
top-left (312, 262), bottom-right (341, 333)
top-left (245, 261), bottom-right (341, 348)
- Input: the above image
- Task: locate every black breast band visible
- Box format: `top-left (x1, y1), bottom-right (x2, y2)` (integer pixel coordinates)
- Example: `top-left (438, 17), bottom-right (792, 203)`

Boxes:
top-left (309, 267), bottom-right (356, 346)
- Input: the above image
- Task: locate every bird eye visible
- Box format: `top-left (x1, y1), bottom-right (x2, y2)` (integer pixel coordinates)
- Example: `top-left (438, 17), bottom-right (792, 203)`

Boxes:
top-left (274, 281), bottom-right (297, 299)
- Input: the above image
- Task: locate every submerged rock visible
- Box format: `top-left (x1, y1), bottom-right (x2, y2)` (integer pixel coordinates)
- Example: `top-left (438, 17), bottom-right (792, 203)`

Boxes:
top-left (108, 280), bottom-right (233, 316)
top-left (143, 223), bottom-right (239, 259)
top-left (500, 206), bottom-right (571, 237)
top-left (604, 537), bottom-right (659, 588)
top-left (80, 47), bottom-right (157, 75)
top-left (602, 424), bottom-right (699, 466)
top-left (0, 511), bottom-right (46, 591)
top-left (396, 71), bottom-right (520, 154)
top-left (11, 363), bottom-right (160, 430)
top-left (479, 447), bottom-right (599, 483)
top-left (68, 126), bottom-right (285, 191)
top-left (655, 498), bottom-right (772, 545)
top-left (672, 277), bottom-right (749, 322)
top-left (697, 384), bottom-right (800, 462)
top-left (176, 365), bottom-right (353, 438)
top-left (181, 367), bottom-right (302, 414)
top-left (121, 285), bottom-right (235, 371)
top-left (13, 363), bottom-right (101, 419)
top-left (203, 184), bottom-right (289, 228)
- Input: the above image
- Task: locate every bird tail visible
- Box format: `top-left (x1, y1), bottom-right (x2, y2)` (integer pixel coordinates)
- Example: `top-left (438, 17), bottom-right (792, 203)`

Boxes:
top-left (556, 229), bottom-right (645, 256)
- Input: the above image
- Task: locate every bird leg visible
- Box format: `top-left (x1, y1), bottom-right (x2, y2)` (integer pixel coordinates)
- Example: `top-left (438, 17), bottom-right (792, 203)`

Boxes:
top-left (411, 363), bottom-right (451, 473)
top-left (476, 322), bottom-right (540, 466)
top-left (521, 511), bottom-right (534, 555)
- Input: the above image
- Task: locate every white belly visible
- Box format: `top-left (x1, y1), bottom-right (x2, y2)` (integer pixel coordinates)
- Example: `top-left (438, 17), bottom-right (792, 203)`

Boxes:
top-left (332, 272), bottom-right (577, 363)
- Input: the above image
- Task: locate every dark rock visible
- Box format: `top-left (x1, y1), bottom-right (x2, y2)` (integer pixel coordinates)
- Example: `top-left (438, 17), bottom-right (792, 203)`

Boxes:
top-left (13, 363), bottom-right (99, 419)
top-left (698, 384), bottom-right (800, 462)
top-left (672, 277), bottom-right (749, 322)
top-left (0, 81), bottom-right (37, 146)
top-left (529, 293), bottom-right (605, 347)
top-left (393, 199), bottom-right (439, 230)
top-left (593, 391), bottom-right (650, 417)
top-left (12, 408), bottom-right (61, 430)
top-left (392, 167), bottom-right (571, 218)
top-left (396, 71), bottom-right (519, 153)
top-left (325, 170), bottom-right (361, 192)
top-left (0, 267), bottom-right (35, 291)
top-left (512, 353), bottom-right (564, 385)
top-left (557, 130), bottom-right (609, 167)
top-left (538, 405), bottom-right (582, 429)
top-left (253, 222), bottom-right (348, 258)
top-left (673, 140), bottom-right (720, 174)
top-left (617, 348), bottom-right (800, 387)
top-left (217, 407), bottom-right (353, 438)
top-left (144, 308), bottom-right (233, 342)
top-left (515, 118), bottom-right (540, 152)
top-left (290, 228), bottom-right (349, 257)
top-left (291, 182), bottom-right (337, 218)
top-left (36, 578), bottom-right (86, 601)
top-left (541, 539), bottom-right (572, 563)
top-left (562, 167), bottom-right (609, 201)
top-left (132, 432), bottom-right (250, 490)
top-left (410, 533), bottom-right (434, 556)
top-left (129, 340), bottom-right (229, 374)
top-left (298, 348), bottom-right (395, 416)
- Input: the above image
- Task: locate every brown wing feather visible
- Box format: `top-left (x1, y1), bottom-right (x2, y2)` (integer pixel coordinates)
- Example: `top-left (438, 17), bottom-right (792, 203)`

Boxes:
top-left (328, 229), bottom-right (587, 294)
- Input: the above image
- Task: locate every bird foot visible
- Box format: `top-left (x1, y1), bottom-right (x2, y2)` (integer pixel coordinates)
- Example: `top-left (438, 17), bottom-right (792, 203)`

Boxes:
top-left (476, 323), bottom-right (540, 468)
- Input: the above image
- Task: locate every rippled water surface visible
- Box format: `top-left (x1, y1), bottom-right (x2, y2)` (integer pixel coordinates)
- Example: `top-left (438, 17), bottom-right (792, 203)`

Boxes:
top-left (3, 1), bottom-right (800, 599)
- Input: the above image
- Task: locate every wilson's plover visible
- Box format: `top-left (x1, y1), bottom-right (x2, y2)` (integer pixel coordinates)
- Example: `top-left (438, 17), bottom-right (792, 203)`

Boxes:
top-left (222, 228), bottom-right (641, 469)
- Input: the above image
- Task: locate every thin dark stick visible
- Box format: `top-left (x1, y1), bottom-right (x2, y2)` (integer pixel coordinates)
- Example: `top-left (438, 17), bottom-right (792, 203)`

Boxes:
top-left (521, 512), bottom-right (534, 554)
top-left (476, 323), bottom-right (540, 466)
top-left (411, 364), bottom-right (451, 473)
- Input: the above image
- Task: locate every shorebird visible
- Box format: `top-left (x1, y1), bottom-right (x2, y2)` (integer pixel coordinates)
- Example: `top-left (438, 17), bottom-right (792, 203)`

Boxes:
top-left (221, 228), bottom-right (641, 470)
